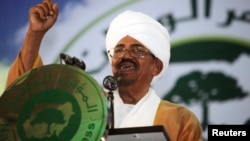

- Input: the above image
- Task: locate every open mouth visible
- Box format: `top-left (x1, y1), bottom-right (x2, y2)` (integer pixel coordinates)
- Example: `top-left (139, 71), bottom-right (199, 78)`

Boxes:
top-left (118, 61), bottom-right (136, 72)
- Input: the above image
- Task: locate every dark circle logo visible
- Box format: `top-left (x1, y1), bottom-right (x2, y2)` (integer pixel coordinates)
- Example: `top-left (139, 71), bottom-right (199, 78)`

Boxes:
top-left (0, 64), bottom-right (108, 141)
top-left (17, 89), bottom-right (81, 141)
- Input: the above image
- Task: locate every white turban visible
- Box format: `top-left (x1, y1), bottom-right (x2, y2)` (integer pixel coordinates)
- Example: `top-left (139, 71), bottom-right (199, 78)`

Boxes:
top-left (106, 10), bottom-right (171, 84)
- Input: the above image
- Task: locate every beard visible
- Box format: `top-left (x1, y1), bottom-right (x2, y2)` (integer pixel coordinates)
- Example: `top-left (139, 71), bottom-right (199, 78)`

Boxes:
top-left (114, 74), bottom-right (136, 87)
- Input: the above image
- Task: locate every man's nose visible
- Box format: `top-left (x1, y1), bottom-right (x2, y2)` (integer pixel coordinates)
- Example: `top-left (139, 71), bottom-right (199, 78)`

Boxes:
top-left (122, 49), bottom-right (133, 58)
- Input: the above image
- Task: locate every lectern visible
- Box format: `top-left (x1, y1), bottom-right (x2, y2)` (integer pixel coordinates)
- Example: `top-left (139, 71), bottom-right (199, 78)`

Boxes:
top-left (107, 126), bottom-right (170, 141)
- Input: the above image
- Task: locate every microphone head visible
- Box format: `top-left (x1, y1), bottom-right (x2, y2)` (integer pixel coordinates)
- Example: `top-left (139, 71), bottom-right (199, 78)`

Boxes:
top-left (60, 53), bottom-right (86, 70)
top-left (73, 57), bottom-right (86, 70)
top-left (60, 53), bottom-right (73, 64)
top-left (103, 75), bottom-right (118, 91)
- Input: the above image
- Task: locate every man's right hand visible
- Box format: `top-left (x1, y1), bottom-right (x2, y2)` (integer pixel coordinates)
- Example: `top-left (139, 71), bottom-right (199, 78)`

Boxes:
top-left (29, 0), bottom-right (58, 33)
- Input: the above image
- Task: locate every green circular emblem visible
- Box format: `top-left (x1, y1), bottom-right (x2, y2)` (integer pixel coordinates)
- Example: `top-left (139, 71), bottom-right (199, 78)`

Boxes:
top-left (0, 64), bottom-right (108, 141)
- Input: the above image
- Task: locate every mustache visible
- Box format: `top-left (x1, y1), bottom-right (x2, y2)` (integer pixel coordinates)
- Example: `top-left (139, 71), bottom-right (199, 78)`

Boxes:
top-left (117, 58), bottom-right (137, 68)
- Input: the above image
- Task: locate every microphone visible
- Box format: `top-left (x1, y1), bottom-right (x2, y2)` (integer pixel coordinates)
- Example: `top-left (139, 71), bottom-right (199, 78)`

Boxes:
top-left (60, 53), bottom-right (86, 70)
top-left (103, 75), bottom-right (118, 130)
top-left (103, 75), bottom-right (118, 91)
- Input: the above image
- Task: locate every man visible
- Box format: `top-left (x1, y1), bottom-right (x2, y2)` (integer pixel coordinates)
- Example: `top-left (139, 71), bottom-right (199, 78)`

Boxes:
top-left (5, 0), bottom-right (203, 140)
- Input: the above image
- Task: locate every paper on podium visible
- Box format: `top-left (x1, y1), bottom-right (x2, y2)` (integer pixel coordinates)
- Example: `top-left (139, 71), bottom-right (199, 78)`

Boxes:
top-left (107, 126), bottom-right (170, 141)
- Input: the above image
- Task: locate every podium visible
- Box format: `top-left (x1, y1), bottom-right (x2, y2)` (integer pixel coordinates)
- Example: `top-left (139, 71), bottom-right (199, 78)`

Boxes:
top-left (107, 126), bottom-right (170, 141)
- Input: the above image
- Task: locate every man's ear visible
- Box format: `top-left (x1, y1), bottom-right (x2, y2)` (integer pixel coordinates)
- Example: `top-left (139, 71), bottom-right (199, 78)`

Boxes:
top-left (152, 58), bottom-right (163, 76)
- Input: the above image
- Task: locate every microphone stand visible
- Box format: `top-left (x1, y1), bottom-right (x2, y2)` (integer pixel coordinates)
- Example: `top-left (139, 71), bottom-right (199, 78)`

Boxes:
top-left (101, 89), bottom-right (115, 141)
top-left (107, 90), bottom-right (115, 130)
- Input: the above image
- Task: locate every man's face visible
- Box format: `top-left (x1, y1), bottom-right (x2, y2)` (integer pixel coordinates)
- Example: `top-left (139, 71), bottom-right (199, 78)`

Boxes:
top-left (110, 35), bottom-right (159, 86)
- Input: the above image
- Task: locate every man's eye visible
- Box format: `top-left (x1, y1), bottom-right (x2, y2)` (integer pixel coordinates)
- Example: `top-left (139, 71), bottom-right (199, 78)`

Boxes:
top-left (134, 48), bottom-right (145, 53)
top-left (114, 48), bottom-right (123, 53)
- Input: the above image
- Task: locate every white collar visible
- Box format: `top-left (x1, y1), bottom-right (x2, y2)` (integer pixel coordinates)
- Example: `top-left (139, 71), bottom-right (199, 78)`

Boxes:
top-left (113, 88), bottom-right (161, 128)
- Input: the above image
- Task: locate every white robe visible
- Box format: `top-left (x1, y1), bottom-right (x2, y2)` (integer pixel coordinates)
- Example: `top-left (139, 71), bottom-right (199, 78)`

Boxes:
top-left (113, 88), bottom-right (161, 128)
